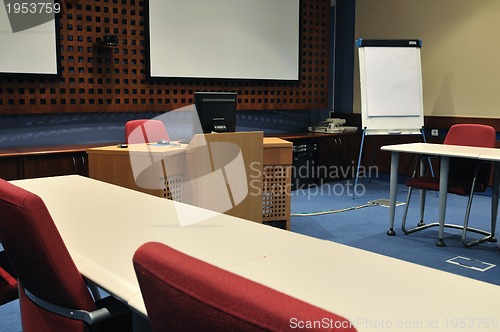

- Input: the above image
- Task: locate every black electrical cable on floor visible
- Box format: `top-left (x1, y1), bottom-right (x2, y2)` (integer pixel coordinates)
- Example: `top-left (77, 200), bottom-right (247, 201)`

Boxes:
top-left (290, 198), bottom-right (406, 217)
top-left (290, 202), bottom-right (376, 217)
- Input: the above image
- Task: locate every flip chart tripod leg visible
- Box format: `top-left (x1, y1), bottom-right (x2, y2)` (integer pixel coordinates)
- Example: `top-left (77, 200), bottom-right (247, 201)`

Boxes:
top-left (353, 128), bottom-right (366, 199)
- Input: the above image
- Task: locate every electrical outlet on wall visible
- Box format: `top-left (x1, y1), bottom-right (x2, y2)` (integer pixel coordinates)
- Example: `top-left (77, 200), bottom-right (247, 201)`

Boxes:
top-left (431, 129), bottom-right (439, 137)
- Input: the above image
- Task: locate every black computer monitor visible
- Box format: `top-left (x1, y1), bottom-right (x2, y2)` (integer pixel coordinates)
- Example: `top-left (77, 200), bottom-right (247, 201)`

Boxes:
top-left (194, 92), bottom-right (237, 134)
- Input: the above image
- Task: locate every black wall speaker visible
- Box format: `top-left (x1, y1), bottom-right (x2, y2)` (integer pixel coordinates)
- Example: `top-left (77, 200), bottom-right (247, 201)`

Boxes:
top-left (102, 34), bottom-right (118, 46)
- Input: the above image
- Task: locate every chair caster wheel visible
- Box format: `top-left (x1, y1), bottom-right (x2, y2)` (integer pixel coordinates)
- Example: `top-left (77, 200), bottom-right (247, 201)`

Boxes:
top-left (488, 236), bottom-right (497, 243)
top-left (436, 239), bottom-right (445, 247)
top-left (387, 229), bottom-right (396, 236)
top-left (417, 221), bottom-right (425, 227)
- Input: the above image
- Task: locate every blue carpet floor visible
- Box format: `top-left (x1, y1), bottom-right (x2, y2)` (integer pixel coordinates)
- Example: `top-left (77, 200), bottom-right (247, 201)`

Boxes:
top-left (0, 299), bottom-right (21, 332)
top-left (290, 178), bottom-right (500, 286)
top-left (1, 178), bottom-right (499, 330)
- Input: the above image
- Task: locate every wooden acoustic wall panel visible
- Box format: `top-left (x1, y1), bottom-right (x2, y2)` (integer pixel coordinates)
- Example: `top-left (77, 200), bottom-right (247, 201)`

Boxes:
top-left (0, 0), bottom-right (330, 114)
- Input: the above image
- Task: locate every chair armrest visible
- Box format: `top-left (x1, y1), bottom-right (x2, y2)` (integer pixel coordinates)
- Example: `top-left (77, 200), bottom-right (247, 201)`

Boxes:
top-left (24, 287), bottom-right (130, 325)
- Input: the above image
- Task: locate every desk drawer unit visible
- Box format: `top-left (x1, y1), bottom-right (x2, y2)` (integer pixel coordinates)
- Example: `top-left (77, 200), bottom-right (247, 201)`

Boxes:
top-left (262, 138), bottom-right (292, 230)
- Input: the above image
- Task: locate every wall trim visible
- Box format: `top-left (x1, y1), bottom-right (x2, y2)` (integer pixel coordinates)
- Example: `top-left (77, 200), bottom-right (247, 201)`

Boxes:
top-left (338, 113), bottom-right (500, 132)
top-left (424, 116), bottom-right (500, 131)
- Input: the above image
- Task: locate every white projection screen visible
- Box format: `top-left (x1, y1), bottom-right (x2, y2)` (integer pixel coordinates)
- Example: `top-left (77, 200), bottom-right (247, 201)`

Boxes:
top-left (147, 0), bottom-right (300, 80)
top-left (0, 1), bottom-right (59, 75)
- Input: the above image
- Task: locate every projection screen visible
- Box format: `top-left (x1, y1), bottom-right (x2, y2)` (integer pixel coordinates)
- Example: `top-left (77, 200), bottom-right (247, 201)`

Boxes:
top-left (147, 0), bottom-right (300, 80)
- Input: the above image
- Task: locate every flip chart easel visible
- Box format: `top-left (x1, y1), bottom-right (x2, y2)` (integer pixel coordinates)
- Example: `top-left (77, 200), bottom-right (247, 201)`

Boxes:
top-left (353, 39), bottom-right (430, 198)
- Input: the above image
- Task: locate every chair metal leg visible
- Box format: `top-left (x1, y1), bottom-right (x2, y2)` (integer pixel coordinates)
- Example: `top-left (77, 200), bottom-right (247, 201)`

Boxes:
top-left (462, 188), bottom-right (475, 247)
top-left (401, 187), bottom-right (412, 233)
top-left (402, 183), bottom-right (492, 246)
top-left (402, 187), bottom-right (436, 234)
top-left (461, 171), bottom-right (497, 247)
top-left (402, 157), bottom-right (433, 234)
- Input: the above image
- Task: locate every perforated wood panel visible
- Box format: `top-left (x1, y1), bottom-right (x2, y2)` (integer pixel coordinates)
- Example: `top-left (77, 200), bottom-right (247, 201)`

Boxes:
top-left (262, 165), bottom-right (291, 227)
top-left (163, 175), bottom-right (183, 201)
top-left (0, 0), bottom-right (330, 114)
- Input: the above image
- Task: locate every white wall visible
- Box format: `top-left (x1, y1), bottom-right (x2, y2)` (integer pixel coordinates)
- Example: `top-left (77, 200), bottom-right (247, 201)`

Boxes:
top-left (354, 0), bottom-right (500, 118)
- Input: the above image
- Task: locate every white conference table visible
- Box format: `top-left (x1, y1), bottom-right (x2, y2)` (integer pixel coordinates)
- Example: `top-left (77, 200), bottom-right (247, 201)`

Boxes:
top-left (10, 175), bottom-right (321, 312)
top-left (381, 142), bottom-right (499, 247)
top-left (11, 175), bottom-right (500, 331)
top-left (226, 241), bottom-right (500, 332)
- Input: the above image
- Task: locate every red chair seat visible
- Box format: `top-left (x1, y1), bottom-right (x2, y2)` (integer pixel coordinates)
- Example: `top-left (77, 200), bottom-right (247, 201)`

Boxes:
top-left (406, 176), bottom-right (488, 196)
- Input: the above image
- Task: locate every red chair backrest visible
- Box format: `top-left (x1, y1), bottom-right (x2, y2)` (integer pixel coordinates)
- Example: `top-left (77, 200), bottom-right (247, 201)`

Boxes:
top-left (444, 124), bottom-right (496, 186)
top-left (444, 124), bottom-right (496, 148)
top-left (133, 242), bottom-right (357, 332)
top-left (125, 119), bottom-right (170, 144)
top-left (0, 179), bottom-right (96, 331)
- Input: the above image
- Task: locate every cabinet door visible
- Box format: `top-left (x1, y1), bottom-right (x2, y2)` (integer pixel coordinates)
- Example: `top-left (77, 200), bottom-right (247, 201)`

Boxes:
top-left (335, 134), bottom-right (361, 178)
top-left (75, 153), bottom-right (89, 176)
top-left (0, 157), bottom-right (22, 180)
top-left (317, 133), bottom-right (361, 182)
top-left (23, 153), bottom-right (88, 179)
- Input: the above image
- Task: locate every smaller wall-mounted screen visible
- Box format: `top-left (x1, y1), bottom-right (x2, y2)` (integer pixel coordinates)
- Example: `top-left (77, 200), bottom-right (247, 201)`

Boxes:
top-left (0, 1), bottom-right (59, 75)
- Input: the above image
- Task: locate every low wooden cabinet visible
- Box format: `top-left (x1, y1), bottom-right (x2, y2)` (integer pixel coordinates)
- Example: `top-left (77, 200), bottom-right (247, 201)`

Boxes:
top-left (0, 144), bottom-right (108, 181)
top-left (316, 133), bottom-right (361, 183)
top-left (277, 132), bottom-right (361, 186)
top-left (23, 152), bottom-right (88, 179)
top-left (0, 139), bottom-right (292, 229)
top-left (0, 156), bottom-right (20, 181)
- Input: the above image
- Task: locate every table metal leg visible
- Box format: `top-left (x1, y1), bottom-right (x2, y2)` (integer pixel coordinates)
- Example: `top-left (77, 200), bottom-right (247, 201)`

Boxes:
top-left (492, 162), bottom-right (500, 244)
top-left (437, 156), bottom-right (449, 247)
top-left (418, 157), bottom-right (426, 227)
top-left (387, 151), bottom-right (399, 236)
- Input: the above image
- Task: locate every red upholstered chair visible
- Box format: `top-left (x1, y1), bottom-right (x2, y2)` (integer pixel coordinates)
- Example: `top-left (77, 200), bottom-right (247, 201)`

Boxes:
top-left (0, 249), bottom-right (18, 305)
top-left (401, 124), bottom-right (497, 247)
top-left (133, 242), bottom-right (357, 332)
top-left (125, 119), bottom-right (170, 144)
top-left (0, 179), bottom-right (132, 332)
